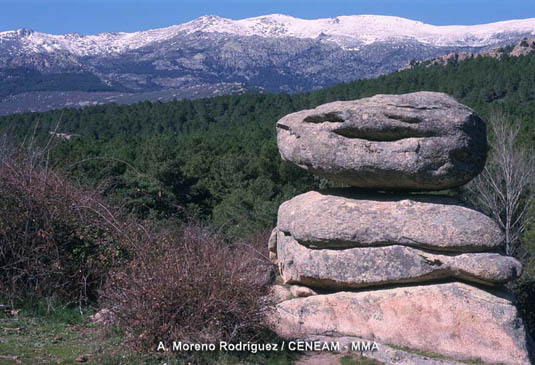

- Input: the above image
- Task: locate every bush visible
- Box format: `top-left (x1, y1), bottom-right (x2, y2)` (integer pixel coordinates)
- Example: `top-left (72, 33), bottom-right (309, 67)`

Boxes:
top-left (0, 144), bottom-right (126, 307)
top-left (100, 223), bottom-right (274, 352)
top-left (512, 277), bottom-right (535, 337)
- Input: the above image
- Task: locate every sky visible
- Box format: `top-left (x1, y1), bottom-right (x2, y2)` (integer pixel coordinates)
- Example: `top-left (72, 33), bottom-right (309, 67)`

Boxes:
top-left (1, 0), bottom-right (535, 35)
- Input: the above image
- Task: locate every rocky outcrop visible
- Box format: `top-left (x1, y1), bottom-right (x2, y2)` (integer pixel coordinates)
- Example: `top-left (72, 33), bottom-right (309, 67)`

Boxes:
top-left (269, 92), bottom-right (530, 364)
top-left (277, 190), bottom-right (503, 251)
top-left (276, 92), bottom-right (487, 190)
top-left (511, 38), bottom-right (535, 57)
top-left (403, 37), bottom-right (535, 70)
top-left (277, 233), bottom-right (522, 289)
top-left (273, 282), bottom-right (530, 365)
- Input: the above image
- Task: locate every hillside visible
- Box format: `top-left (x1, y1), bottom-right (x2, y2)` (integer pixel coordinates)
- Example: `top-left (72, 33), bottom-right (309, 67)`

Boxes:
top-left (1, 49), bottom-right (535, 236)
top-left (402, 37), bottom-right (535, 69)
top-left (1, 14), bottom-right (535, 114)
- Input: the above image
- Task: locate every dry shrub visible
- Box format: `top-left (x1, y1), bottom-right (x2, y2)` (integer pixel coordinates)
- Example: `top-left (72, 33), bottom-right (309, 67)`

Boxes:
top-left (100, 222), bottom-right (275, 352)
top-left (0, 140), bottom-right (276, 349)
top-left (0, 145), bottom-right (127, 306)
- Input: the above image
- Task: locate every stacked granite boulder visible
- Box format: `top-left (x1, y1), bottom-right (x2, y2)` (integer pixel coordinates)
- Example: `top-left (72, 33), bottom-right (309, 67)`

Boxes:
top-left (269, 92), bottom-right (531, 364)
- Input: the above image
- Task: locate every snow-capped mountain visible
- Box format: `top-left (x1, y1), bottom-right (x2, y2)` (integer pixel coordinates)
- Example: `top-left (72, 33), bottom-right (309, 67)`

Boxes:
top-left (3, 14), bottom-right (535, 55)
top-left (180, 14), bottom-right (535, 47)
top-left (1, 14), bottom-right (534, 114)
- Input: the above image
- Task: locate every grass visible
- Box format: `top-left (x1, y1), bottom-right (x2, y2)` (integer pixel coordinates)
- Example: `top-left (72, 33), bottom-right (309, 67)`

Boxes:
top-left (339, 354), bottom-right (384, 365)
top-left (0, 301), bottom-right (139, 364)
top-left (387, 343), bottom-right (449, 360)
top-left (0, 300), bottom-right (299, 365)
top-left (387, 344), bottom-right (489, 364)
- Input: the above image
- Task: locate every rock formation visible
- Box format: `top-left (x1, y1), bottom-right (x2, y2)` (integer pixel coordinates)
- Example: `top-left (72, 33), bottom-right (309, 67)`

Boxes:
top-left (269, 92), bottom-right (531, 364)
top-left (276, 190), bottom-right (503, 251)
top-left (276, 92), bottom-right (487, 190)
top-left (275, 283), bottom-right (528, 364)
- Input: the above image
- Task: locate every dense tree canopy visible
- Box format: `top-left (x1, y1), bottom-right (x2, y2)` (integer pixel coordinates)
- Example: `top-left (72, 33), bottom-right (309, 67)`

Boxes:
top-left (2, 52), bottom-right (535, 237)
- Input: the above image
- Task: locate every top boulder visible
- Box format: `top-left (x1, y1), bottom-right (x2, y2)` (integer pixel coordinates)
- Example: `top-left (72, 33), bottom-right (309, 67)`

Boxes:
top-left (276, 92), bottom-right (487, 190)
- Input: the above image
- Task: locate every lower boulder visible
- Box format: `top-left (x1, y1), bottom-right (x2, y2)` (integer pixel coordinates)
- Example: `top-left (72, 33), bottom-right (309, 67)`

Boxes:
top-left (273, 282), bottom-right (531, 365)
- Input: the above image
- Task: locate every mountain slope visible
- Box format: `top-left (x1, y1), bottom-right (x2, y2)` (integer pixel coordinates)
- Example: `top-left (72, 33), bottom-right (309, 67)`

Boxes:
top-left (1, 14), bottom-right (534, 115)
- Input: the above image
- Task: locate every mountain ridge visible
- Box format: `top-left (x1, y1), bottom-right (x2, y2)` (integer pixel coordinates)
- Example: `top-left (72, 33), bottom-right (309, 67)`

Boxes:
top-left (1, 14), bottom-right (535, 115)
top-left (2, 14), bottom-right (535, 56)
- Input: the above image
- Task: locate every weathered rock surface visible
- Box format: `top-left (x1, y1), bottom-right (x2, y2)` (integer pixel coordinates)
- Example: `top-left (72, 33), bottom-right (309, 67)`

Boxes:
top-left (273, 282), bottom-right (531, 364)
top-left (277, 233), bottom-right (521, 289)
top-left (290, 285), bottom-right (318, 298)
top-left (268, 227), bottom-right (278, 263)
top-left (269, 285), bottom-right (292, 304)
top-left (276, 92), bottom-right (487, 190)
top-left (298, 335), bottom-right (469, 365)
top-left (278, 190), bottom-right (503, 252)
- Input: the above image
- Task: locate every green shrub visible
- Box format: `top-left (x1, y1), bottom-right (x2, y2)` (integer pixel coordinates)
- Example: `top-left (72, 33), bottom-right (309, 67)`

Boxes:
top-left (512, 277), bottom-right (535, 336)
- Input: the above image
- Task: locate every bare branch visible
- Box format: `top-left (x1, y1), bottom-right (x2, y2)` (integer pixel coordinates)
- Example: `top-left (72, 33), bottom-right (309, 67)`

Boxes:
top-left (465, 112), bottom-right (535, 257)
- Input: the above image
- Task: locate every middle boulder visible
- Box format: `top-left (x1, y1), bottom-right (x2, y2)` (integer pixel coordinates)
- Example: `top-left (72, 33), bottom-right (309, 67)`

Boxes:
top-left (277, 190), bottom-right (503, 252)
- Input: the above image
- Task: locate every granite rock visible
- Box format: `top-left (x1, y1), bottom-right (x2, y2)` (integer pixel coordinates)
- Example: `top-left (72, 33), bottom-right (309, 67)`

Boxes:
top-left (276, 92), bottom-right (487, 190)
top-left (278, 190), bottom-right (503, 252)
top-left (273, 282), bottom-right (531, 364)
top-left (277, 232), bottom-right (522, 289)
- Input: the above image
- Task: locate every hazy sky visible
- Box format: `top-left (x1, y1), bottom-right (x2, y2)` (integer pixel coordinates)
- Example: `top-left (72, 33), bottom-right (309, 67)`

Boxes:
top-left (1, 0), bottom-right (535, 34)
